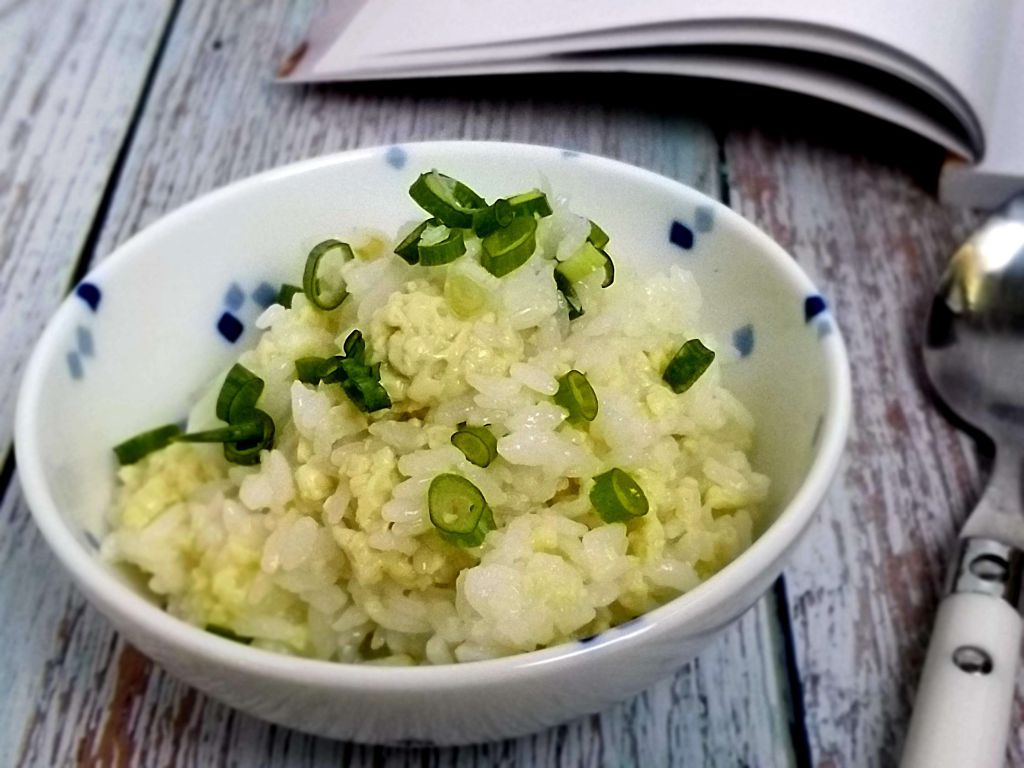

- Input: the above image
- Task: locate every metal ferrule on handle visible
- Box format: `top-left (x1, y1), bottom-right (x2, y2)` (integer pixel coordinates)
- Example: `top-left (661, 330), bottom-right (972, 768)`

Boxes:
top-left (947, 537), bottom-right (1024, 611)
top-left (900, 537), bottom-right (1024, 768)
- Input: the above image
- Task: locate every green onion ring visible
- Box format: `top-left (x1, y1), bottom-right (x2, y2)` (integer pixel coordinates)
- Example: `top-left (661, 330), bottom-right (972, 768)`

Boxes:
top-left (507, 190), bottom-right (553, 219)
top-left (588, 220), bottom-right (610, 250)
top-left (554, 369), bottom-right (599, 422)
top-left (428, 473), bottom-right (495, 547)
top-left (394, 219), bottom-right (435, 265)
top-left (481, 216), bottom-right (537, 277)
top-left (662, 339), bottom-right (715, 394)
top-left (472, 199), bottom-right (515, 237)
top-left (451, 424), bottom-right (498, 467)
top-left (590, 468), bottom-right (649, 523)
top-left (418, 227), bottom-right (466, 266)
top-left (408, 171), bottom-right (486, 228)
top-left (554, 271), bottom-right (585, 320)
top-left (302, 239), bottom-right (353, 310)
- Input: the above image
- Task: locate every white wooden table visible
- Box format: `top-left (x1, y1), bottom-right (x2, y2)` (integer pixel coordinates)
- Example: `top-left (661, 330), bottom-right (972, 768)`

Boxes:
top-left (1, 2), bottom-right (1017, 765)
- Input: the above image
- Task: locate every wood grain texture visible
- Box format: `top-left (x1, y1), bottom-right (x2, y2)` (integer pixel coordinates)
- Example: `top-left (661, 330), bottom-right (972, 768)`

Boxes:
top-left (0, 0), bottom-right (173, 451)
top-left (3, 0), bottom-right (799, 766)
top-left (721, 101), bottom-right (1015, 766)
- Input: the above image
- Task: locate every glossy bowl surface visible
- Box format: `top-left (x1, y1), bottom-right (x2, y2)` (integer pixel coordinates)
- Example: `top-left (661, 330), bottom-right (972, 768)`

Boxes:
top-left (16, 142), bottom-right (850, 745)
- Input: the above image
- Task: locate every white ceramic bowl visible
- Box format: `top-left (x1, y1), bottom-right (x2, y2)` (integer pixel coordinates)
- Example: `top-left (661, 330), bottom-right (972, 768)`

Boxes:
top-left (15, 142), bottom-right (850, 746)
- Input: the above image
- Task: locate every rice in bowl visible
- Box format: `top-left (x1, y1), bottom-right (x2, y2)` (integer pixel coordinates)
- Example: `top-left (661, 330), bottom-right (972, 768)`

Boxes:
top-left (104, 173), bottom-right (769, 665)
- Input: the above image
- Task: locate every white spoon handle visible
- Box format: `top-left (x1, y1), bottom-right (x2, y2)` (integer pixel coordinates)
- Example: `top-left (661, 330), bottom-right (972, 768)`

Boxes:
top-left (901, 540), bottom-right (1024, 768)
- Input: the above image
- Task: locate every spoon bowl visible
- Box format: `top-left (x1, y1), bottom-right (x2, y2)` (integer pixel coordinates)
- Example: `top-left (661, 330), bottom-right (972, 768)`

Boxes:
top-left (925, 196), bottom-right (1024, 443)
top-left (902, 194), bottom-right (1024, 768)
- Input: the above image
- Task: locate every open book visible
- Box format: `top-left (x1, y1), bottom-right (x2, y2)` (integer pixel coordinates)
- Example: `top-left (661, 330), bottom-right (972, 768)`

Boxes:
top-left (281, 0), bottom-right (1024, 208)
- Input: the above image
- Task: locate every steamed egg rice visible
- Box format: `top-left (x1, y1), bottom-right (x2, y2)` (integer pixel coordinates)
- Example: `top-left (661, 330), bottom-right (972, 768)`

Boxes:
top-left (105, 174), bottom-right (769, 664)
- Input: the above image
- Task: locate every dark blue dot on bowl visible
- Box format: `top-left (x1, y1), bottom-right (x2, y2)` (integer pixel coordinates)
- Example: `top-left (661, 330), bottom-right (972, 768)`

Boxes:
top-left (76, 325), bottom-right (94, 357)
top-left (579, 633), bottom-right (600, 644)
top-left (84, 532), bottom-right (101, 551)
top-left (385, 145), bottom-right (407, 170)
top-left (732, 323), bottom-right (754, 357)
top-left (217, 312), bottom-right (244, 343)
top-left (252, 281), bottom-right (278, 308)
top-left (804, 295), bottom-right (827, 323)
top-left (695, 206), bottom-right (715, 233)
top-left (669, 220), bottom-right (695, 250)
top-left (66, 351), bottom-right (83, 380)
top-left (75, 282), bottom-right (101, 311)
top-left (224, 282), bottom-right (245, 311)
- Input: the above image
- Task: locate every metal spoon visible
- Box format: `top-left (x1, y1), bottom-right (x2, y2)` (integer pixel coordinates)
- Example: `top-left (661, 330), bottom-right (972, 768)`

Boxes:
top-left (902, 194), bottom-right (1024, 768)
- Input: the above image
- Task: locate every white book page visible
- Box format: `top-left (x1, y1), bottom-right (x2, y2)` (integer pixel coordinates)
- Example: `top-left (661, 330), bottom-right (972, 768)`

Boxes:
top-left (310, 21), bottom-right (978, 152)
top-left (295, 49), bottom-right (974, 159)
top-left (304, 0), bottom-right (1011, 137)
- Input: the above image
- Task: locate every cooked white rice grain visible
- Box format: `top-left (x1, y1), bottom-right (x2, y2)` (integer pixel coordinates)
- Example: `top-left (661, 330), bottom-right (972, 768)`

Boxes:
top-left (106, 184), bottom-right (769, 665)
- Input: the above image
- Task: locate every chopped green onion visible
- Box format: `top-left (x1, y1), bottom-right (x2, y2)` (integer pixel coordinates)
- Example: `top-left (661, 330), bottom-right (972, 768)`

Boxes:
top-left (343, 330), bottom-right (366, 362)
top-left (428, 473), bottom-right (495, 547)
top-left (172, 407), bottom-right (275, 466)
top-left (408, 171), bottom-right (486, 228)
top-left (205, 624), bottom-right (253, 644)
top-left (429, 474), bottom-right (485, 534)
top-left (600, 251), bottom-right (615, 287)
top-left (590, 468), bottom-right (649, 523)
top-left (276, 283), bottom-right (302, 308)
top-left (556, 242), bottom-right (607, 283)
top-left (295, 356), bottom-right (338, 385)
top-left (472, 199), bottom-right (514, 237)
top-left (588, 220), bottom-right (610, 250)
top-left (302, 239), bottom-right (353, 310)
top-left (113, 424), bottom-right (183, 465)
top-left (293, 330), bottom-right (390, 411)
top-left (338, 357), bottom-right (391, 412)
top-left (394, 219), bottom-right (435, 265)
top-left (507, 190), bottom-right (553, 219)
top-left (418, 227), bottom-right (466, 266)
top-left (174, 420), bottom-right (267, 444)
top-left (451, 424), bottom-right (498, 467)
top-left (554, 370), bottom-right (598, 422)
top-left (183, 364), bottom-right (276, 464)
top-left (554, 271), bottom-right (584, 320)
top-left (481, 216), bottom-right (537, 277)
top-left (222, 409), bottom-right (275, 465)
top-left (444, 272), bottom-right (488, 318)
top-left (216, 364), bottom-right (263, 421)
top-left (662, 339), bottom-right (715, 393)
top-left (116, 369), bottom-right (273, 468)
top-left (455, 504), bottom-right (495, 548)
top-left (227, 379), bottom-right (264, 423)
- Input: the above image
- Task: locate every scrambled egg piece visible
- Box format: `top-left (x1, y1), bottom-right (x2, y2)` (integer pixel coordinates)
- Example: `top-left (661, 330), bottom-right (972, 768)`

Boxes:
top-left (369, 282), bottom-right (523, 404)
top-left (114, 444), bottom-right (226, 529)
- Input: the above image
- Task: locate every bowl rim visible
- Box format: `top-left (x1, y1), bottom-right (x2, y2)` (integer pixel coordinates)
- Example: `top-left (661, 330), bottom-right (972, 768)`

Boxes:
top-left (15, 140), bottom-right (851, 689)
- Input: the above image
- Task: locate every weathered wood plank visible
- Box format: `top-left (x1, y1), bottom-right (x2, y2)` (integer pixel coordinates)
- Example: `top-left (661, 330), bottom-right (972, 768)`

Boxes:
top-left (4, 0), bottom-right (799, 765)
top-left (722, 103), bottom-right (1015, 766)
top-left (0, 0), bottom-right (174, 453)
